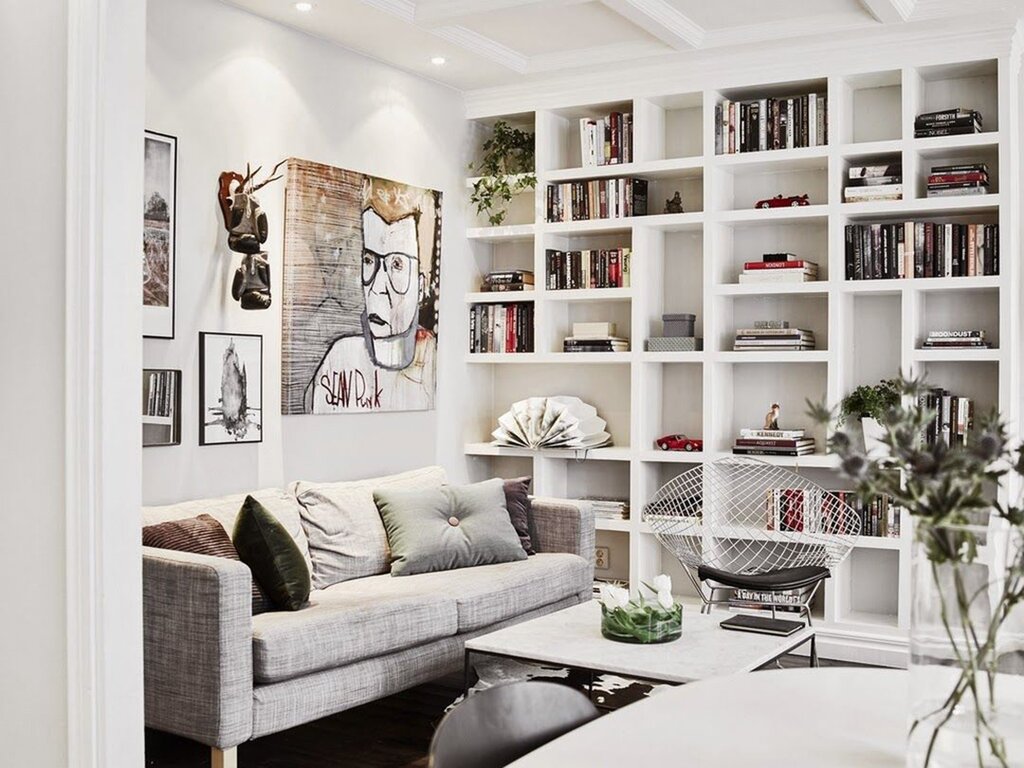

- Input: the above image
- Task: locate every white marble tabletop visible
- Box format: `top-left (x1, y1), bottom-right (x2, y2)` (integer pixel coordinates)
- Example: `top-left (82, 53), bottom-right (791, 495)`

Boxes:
top-left (510, 667), bottom-right (907, 767)
top-left (465, 600), bottom-right (814, 684)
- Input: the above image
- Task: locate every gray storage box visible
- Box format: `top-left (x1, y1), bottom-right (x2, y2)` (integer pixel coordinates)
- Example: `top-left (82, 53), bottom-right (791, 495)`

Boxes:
top-left (663, 313), bottom-right (696, 338)
top-left (646, 336), bottom-right (703, 352)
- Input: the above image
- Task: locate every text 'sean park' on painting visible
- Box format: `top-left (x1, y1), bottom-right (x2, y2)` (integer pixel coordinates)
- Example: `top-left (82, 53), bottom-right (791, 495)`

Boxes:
top-left (282, 159), bottom-right (442, 414)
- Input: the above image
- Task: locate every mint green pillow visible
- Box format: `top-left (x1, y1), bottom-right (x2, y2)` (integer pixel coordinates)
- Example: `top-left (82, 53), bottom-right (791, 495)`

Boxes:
top-left (233, 495), bottom-right (311, 610)
top-left (374, 478), bottom-right (528, 576)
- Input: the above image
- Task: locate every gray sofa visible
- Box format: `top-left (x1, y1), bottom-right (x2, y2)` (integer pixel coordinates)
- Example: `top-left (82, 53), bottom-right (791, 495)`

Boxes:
top-left (142, 466), bottom-right (594, 767)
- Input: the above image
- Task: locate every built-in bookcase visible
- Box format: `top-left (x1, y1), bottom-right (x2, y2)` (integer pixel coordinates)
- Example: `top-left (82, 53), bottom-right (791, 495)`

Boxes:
top-left (463, 58), bottom-right (1017, 666)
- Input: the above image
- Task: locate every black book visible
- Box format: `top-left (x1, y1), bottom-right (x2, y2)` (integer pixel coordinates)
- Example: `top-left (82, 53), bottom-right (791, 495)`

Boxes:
top-left (720, 614), bottom-right (806, 636)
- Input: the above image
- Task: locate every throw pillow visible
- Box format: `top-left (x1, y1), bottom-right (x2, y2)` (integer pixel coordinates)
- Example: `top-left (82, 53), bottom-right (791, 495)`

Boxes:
top-left (233, 495), bottom-right (311, 611)
top-left (142, 513), bottom-right (271, 615)
top-left (503, 477), bottom-right (535, 555)
top-left (374, 478), bottom-right (528, 576)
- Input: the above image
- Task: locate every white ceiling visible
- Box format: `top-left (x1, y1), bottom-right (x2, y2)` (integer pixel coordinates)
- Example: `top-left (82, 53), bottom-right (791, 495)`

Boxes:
top-left (222, 0), bottom-right (1024, 91)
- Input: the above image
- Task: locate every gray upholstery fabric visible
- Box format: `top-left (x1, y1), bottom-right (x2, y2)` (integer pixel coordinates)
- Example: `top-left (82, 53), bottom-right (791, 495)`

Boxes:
top-left (143, 547), bottom-right (254, 749)
top-left (252, 591), bottom-right (457, 684)
top-left (291, 466), bottom-right (447, 589)
top-left (530, 497), bottom-right (595, 564)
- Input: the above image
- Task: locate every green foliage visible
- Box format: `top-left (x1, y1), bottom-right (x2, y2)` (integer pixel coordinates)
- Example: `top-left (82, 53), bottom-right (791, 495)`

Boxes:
top-left (836, 378), bottom-right (902, 426)
top-left (600, 602), bottom-right (682, 644)
top-left (469, 120), bottom-right (536, 227)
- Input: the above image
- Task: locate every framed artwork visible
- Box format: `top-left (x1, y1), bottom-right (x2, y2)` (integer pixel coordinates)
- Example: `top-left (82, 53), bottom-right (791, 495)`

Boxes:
top-left (142, 369), bottom-right (182, 447)
top-left (143, 130), bottom-right (177, 338)
top-left (281, 158), bottom-right (441, 415)
top-left (198, 332), bottom-right (263, 446)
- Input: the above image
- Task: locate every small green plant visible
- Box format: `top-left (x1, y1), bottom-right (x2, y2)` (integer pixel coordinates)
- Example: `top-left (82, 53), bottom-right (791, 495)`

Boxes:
top-left (469, 120), bottom-right (536, 227)
top-left (837, 378), bottom-right (902, 426)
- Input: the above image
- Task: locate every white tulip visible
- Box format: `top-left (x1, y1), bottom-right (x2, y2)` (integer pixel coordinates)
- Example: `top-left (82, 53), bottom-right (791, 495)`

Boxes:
top-left (651, 574), bottom-right (672, 594)
top-left (657, 589), bottom-right (675, 611)
top-left (600, 584), bottom-right (630, 611)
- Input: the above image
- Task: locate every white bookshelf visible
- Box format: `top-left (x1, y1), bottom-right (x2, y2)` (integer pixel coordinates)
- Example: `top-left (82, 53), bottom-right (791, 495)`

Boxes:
top-left (462, 57), bottom-right (1017, 667)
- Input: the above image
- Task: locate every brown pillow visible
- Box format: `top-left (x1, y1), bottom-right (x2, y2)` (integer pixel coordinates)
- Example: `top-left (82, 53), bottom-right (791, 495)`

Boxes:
top-left (503, 477), bottom-right (535, 555)
top-left (143, 513), bottom-right (272, 615)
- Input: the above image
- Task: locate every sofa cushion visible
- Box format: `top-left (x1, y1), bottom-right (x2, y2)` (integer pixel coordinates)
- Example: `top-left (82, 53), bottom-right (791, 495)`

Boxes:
top-left (143, 487), bottom-right (312, 576)
top-left (291, 466), bottom-right (447, 589)
top-left (503, 477), bottom-right (535, 555)
top-left (234, 496), bottom-right (311, 611)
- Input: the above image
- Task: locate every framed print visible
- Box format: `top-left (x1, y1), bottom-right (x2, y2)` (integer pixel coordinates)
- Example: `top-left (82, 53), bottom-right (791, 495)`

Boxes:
top-left (199, 332), bottom-right (263, 446)
top-left (143, 130), bottom-right (177, 338)
top-left (142, 369), bottom-right (182, 447)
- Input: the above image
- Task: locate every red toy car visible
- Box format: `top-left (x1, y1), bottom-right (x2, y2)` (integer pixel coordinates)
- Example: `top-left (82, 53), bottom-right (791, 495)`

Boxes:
top-left (656, 434), bottom-right (703, 452)
top-left (755, 194), bottom-right (810, 209)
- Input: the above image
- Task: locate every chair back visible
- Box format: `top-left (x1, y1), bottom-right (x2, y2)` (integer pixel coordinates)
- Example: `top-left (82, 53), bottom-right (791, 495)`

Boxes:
top-left (429, 681), bottom-right (599, 768)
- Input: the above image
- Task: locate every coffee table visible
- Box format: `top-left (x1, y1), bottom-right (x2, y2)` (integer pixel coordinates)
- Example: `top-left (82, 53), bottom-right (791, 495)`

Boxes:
top-left (463, 600), bottom-right (815, 694)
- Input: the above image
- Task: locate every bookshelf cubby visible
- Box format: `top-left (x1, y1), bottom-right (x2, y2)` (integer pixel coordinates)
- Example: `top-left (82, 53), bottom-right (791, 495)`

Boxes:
top-left (463, 55), bottom-right (1017, 666)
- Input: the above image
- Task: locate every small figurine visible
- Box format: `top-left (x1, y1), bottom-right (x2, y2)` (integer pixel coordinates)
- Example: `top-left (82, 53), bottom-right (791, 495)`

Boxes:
top-left (764, 403), bottom-right (781, 430)
top-left (664, 191), bottom-right (684, 214)
top-left (755, 193), bottom-right (810, 209)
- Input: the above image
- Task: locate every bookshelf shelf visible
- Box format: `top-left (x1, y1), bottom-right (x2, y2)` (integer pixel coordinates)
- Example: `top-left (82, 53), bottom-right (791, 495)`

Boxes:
top-left (595, 518), bottom-right (632, 532)
top-left (637, 449), bottom-right (705, 463)
top-left (639, 351), bottom-right (704, 363)
top-left (713, 282), bottom-right (830, 296)
top-left (466, 224), bottom-right (535, 243)
top-left (542, 287), bottom-right (633, 302)
top-left (464, 352), bottom-right (633, 364)
top-left (714, 350), bottom-right (831, 364)
top-left (911, 348), bottom-right (1002, 363)
top-left (716, 205), bottom-right (829, 225)
top-left (543, 156), bottom-right (703, 183)
top-left (464, 442), bottom-right (632, 462)
top-left (840, 194), bottom-right (1000, 219)
top-left (465, 291), bottom-right (536, 304)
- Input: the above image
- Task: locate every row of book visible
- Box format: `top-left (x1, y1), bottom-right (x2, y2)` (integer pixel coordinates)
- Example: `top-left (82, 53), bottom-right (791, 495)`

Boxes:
top-left (831, 491), bottom-right (902, 539)
top-left (545, 178), bottom-right (649, 222)
top-left (926, 162), bottom-right (989, 198)
top-left (914, 108), bottom-right (983, 138)
top-left (578, 112), bottom-right (633, 167)
top-left (921, 329), bottom-right (991, 349)
top-left (545, 248), bottom-right (632, 290)
top-left (764, 488), bottom-right (900, 537)
top-left (844, 163), bottom-right (902, 203)
top-left (739, 253), bottom-right (819, 284)
top-left (481, 269), bottom-right (534, 293)
top-left (469, 303), bottom-right (534, 354)
top-left (144, 370), bottom-right (178, 418)
top-left (843, 222), bottom-right (1000, 280)
top-left (919, 388), bottom-right (974, 448)
top-left (733, 428), bottom-right (816, 457)
top-left (733, 325), bottom-right (815, 352)
top-left (715, 94), bottom-right (828, 155)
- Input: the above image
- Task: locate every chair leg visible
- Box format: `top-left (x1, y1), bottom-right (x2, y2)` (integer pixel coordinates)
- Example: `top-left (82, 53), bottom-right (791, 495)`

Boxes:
top-left (212, 747), bottom-right (238, 768)
top-left (809, 634), bottom-right (819, 668)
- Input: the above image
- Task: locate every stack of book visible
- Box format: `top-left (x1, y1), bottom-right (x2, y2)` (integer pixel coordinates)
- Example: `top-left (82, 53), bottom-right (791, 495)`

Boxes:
top-left (844, 163), bottom-right (902, 203)
top-left (733, 428), bottom-right (816, 457)
top-left (914, 108), bottom-right (982, 138)
top-left (918, 388), bottom-right (974, 447)
top-left (469, 303), bottom-right (534, 354)
top-left (715, 93), bottom-right (828, 154)
top-left (144, 370), bottom-right (178, 419)
top-left (734, 323), bottom-right (815, 352)
top-left (481, 269), bottom-right (534, 292)
top-left (729, 588), bottom-right (803, 613)
top-left (579, 112), bottom-right (633, 167)
top-left (546, 248), bottom-right (631, 290)
top-left (563, 322), bottom-right (629, 354)
top-left (844, 222), bottom-right (999, 279)
top-left (585, 497), bottom-right (630, 521)
top-left (739, 253), bottom-right (818, 284)
top-left (926, 163), bottom-right (989, 197)
top-left (922, 330), bottom-right (991, 349)
top-left (831, 490), bottom-right (901, 538)
top-left (546, 178), bottom-right (648, 223)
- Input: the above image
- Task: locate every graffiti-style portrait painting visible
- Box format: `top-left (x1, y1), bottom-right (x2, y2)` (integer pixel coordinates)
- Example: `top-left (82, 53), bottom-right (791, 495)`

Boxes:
top-left (281, 158), bottom-right (441, 414)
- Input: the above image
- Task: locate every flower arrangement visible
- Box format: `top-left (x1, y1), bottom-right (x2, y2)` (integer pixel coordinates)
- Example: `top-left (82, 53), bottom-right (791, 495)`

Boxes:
top-left (599, 575), bottom-right (683, 644)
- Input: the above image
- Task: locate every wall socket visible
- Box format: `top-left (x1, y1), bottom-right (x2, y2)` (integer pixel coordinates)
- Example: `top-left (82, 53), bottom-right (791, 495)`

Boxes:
top-left (594, 546), bottom-right (610, 571)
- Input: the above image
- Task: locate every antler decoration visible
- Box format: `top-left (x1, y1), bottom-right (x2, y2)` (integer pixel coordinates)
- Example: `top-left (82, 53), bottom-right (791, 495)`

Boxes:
top-left (251, 159), bottom-right (287, 193)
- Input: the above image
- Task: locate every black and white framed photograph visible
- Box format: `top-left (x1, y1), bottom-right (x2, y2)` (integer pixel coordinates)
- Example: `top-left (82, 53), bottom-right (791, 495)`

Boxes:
top-left (198, 332), bottom-right (263, 446)
top-left (143, 130), bottom-right (177, 338)
top-left (142, 369), bottom-right (182, 447)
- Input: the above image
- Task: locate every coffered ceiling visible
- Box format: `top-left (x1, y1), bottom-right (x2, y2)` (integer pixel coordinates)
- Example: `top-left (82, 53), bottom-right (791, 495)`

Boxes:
top-left (223, 0), bottom-right (1024, 91)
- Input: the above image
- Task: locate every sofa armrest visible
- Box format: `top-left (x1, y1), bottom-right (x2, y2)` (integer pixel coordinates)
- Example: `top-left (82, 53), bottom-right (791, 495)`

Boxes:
top-left (529, 497), bottom-right (595, 564)
top-left (143, 546), bottom-right (253, 749)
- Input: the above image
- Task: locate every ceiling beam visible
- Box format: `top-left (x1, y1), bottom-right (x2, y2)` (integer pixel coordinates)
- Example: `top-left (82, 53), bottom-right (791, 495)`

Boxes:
top-left (431, 25), bottom-right (530, 72)
top-left (598, 0), bottom-right (705, 49)
top-left (414, 0), bottom-right (548, 27)
top-left (859, 0), bottom-right (917, 23)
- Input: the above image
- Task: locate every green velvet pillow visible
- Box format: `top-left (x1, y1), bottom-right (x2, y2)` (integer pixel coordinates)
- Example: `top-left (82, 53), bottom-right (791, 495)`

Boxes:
top-left (374, 478), bottom-right (528, 576)
top-left (232, 495), bottom-right (311, 610)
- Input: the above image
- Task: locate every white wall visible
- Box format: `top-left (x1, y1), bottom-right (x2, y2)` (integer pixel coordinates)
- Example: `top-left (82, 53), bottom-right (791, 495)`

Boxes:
top-left (144, 0), bottom-right (473, 504)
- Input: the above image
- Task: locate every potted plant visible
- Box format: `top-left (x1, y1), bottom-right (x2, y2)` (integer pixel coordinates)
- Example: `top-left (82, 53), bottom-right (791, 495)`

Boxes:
top-left (598, 575), bottom-right (682, 644)
top-left (469, 120), bottom-right (536, 227)
top-left (837, 378), bottom-right (901, 455)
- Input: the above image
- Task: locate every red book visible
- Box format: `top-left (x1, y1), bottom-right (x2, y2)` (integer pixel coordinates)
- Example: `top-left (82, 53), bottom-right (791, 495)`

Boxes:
top-left (928, 172), bottom-right (988, 184)
top-left (743, 260), bottom-right (815, 270)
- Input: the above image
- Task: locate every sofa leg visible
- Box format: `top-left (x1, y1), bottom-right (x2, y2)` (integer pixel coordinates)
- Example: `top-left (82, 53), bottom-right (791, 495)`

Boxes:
top-left (212, 747), bottom-right (237, 768)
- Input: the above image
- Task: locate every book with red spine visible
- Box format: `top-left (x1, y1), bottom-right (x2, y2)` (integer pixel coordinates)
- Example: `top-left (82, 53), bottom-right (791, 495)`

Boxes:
top-left (743, 260), bottom-right (817, 270)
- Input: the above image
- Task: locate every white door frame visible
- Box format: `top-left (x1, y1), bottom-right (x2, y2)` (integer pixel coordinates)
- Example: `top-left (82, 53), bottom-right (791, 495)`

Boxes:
top-left (65, 0), bottom-right (147, 766)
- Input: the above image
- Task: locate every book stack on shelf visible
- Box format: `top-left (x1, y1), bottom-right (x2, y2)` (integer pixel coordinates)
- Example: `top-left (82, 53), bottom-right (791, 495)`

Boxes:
top-left (844, 162), bottom-right (902, 203)
top-left (481, 269), bottom-right (534, 292)
top-left (469, 303), bottom-right (534, 354)
top-left (914, 108), bottom-right (982, 138)
top-left (739, 253), bottom-right (819, 284)
top-left (844, 222), bottom-right (999, 280)
top-left (926, 163), bottom-right (990, 197)
top-left (922, 329), bottom-right (991, 349)
top-left (831, 490), bottom-right (901, 538)
top-left (563, 321), bottom-right (628, 354)
top-left (585, 497), bottom-right (630, 521)
top-left (733, 320), bottom-right (815, 351)
top-left (733, 428), bottom-right (816, 457)
top-left (145, 370), bottom-right (178, 420)
top-left (715, 93), bottom-right (827, 155)
top-left (546, 247), bottom-right (631, 290)
top-left (579, 111), bottom-right (633, 167)
top-left (546, 178), bottom-right (648, 222)
top-left (919, 388), bottom-right (975, 447)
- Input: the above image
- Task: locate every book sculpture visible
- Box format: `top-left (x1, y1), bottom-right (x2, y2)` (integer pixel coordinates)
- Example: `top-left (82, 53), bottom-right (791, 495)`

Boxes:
top-left (492, 396), bottom-right (611, 450)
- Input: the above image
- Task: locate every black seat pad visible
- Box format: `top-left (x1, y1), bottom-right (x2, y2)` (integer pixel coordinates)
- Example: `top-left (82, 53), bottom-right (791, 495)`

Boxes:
top-left (697, 565), bottom-right (830, 591)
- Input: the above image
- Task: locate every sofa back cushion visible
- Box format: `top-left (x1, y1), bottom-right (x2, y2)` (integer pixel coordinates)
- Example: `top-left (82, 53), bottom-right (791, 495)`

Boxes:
top-left (291, 465), bottom-right (447, 589)
top-left (142, 487), bottom-right (312, 575)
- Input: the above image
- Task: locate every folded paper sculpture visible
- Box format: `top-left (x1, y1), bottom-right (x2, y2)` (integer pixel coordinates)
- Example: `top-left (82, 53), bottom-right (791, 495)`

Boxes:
top-left (492, 396), bottom-right (611, 450)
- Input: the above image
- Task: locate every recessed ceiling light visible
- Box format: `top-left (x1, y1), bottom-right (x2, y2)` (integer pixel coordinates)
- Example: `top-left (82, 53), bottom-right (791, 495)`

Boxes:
top-left (431, 56), bottom-right (447, 66)
top-left (295, 2), bottom-right (313, 11)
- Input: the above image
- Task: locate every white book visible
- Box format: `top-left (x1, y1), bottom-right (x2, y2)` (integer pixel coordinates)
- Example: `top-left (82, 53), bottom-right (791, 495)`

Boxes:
top-left (843, 184), bottom-right (903, 200)
top-left (573, 321), bottom-right (617, 337)
top-left (739, 271), bottom-right (814, 283)
top-left (759, 98), bottom-right (768, 151)
top-left (809, 93), bottom-right (817, 147)
top-left (579, 119), bottom-right (591, 167)
top-left (786, 98), bottom-right (794, 148)
top-left (904, 221), bottom-right (915, 281)
top-left (945, 223), bottom-right (953, 277)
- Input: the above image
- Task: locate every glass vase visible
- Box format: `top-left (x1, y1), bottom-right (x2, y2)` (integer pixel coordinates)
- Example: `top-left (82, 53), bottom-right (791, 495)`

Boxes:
top-left (600, 603), bottom-right (682, 644)
top-left (908, 522), bottom-right (1024, 767)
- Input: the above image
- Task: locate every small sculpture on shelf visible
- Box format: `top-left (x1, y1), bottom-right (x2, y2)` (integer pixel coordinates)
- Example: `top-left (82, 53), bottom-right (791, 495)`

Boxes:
top-left (664, 191), bottom-right (684, 214)
top-left (764, 403), bottom-right (781, 431)
top-left (755, 193), bottom-right (810, 209)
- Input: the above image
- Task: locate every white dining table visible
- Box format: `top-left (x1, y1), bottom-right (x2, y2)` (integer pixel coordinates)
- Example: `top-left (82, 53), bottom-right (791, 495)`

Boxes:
top-left (509, 667), bottom-right (907, 767)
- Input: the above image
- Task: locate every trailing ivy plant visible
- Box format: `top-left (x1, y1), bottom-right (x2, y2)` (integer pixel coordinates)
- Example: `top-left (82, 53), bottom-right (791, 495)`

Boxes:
top-left (469, 120), bottom-right (536, 227)
top-left (836, 378), bottom-right (902, 426)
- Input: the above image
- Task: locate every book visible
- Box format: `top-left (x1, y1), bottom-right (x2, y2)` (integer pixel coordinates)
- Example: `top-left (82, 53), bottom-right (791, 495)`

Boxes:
top-left (845, 221), bottom-right (999, 280)
top-left (739, 429), bottom-right (806, 438)
top-left (742, 260), bottom-right (818, 270)
top-left (754, 320), bottom-right (790, 329)
top-left (926, 187), bottom-right (989, 197)
top-left (734, 438), bottom-right (815, 448)
top-left (762, 253), bottom-right (800, 262)
top-left (469, 302), bottom-right (534, 354)
top-left (843, 184), bottom-right (903, 201)
top-left (732, 445), bottom-right (817, 456)
top-left (572, 322), bottom-right (617, 338)
top-left (546, 178), bottom-right (647, 222)
top-left (735, 328), bottom-right (813, 336)
top-left (717, 93), bottom-right (827, 154)
top-left (739, 271), bottom-right (816, 283)
top-left (848, 164), bottom-right (902, 180)
top-left (932, 163), bottom-right (988, 174)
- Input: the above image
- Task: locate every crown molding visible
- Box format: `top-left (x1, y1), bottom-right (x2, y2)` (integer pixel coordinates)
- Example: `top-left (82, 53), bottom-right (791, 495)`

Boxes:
top-left (860, 0), bottom-right (916, 23)
top-left (433, 25), bottom-right (529, 72)
top-left (360, 0), bottom-right (417, 24)
top-left (599, 0), bottom-right (705, 49)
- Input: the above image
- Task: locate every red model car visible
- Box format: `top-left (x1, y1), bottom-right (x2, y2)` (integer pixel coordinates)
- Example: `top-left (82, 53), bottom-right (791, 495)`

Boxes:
top-left (656, 434), bottom-right (703, 452)
top-left (755, 194), bottom-right (810, 209)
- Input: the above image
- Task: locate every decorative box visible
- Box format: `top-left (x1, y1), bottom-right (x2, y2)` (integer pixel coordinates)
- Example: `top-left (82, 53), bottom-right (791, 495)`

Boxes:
top-left (646, 337), bottom-right (703, 352)
top-left (663, 313), bottom-right (696, 338)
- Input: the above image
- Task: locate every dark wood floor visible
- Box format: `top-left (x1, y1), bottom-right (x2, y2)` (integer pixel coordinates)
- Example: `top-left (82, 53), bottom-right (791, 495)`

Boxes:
top-left (146, 657), bottom-right (859, 768)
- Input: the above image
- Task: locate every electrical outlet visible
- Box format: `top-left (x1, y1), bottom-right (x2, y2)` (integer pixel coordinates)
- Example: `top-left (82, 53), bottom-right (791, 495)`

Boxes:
top-left (594, 546), bottom-right (610, 571)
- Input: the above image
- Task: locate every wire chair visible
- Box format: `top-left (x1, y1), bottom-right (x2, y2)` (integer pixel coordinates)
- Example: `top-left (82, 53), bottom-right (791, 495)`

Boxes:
top-left (644, 456), bottom-right (861, 626)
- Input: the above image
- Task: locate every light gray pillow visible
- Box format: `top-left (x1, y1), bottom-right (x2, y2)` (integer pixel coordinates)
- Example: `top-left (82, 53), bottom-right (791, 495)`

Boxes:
top-left (374, 478), bottom-right (528, 576)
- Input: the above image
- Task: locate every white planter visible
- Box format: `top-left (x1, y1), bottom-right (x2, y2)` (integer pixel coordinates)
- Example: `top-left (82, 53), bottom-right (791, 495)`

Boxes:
top-left (860, 416), bottom-right (887, 456)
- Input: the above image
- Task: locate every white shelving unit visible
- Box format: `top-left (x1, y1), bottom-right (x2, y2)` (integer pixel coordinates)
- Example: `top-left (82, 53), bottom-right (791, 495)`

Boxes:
top-left (462, 57), bottom-right (1018, 666)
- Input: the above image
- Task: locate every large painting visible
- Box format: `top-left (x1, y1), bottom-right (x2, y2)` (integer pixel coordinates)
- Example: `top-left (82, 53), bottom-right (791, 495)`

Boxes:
top-left (199, 332), bottom-right (263, 445)
top-left (143, 130), bottom-right (177, 338)
top-left (281, 158), bottom-right (441, 414)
